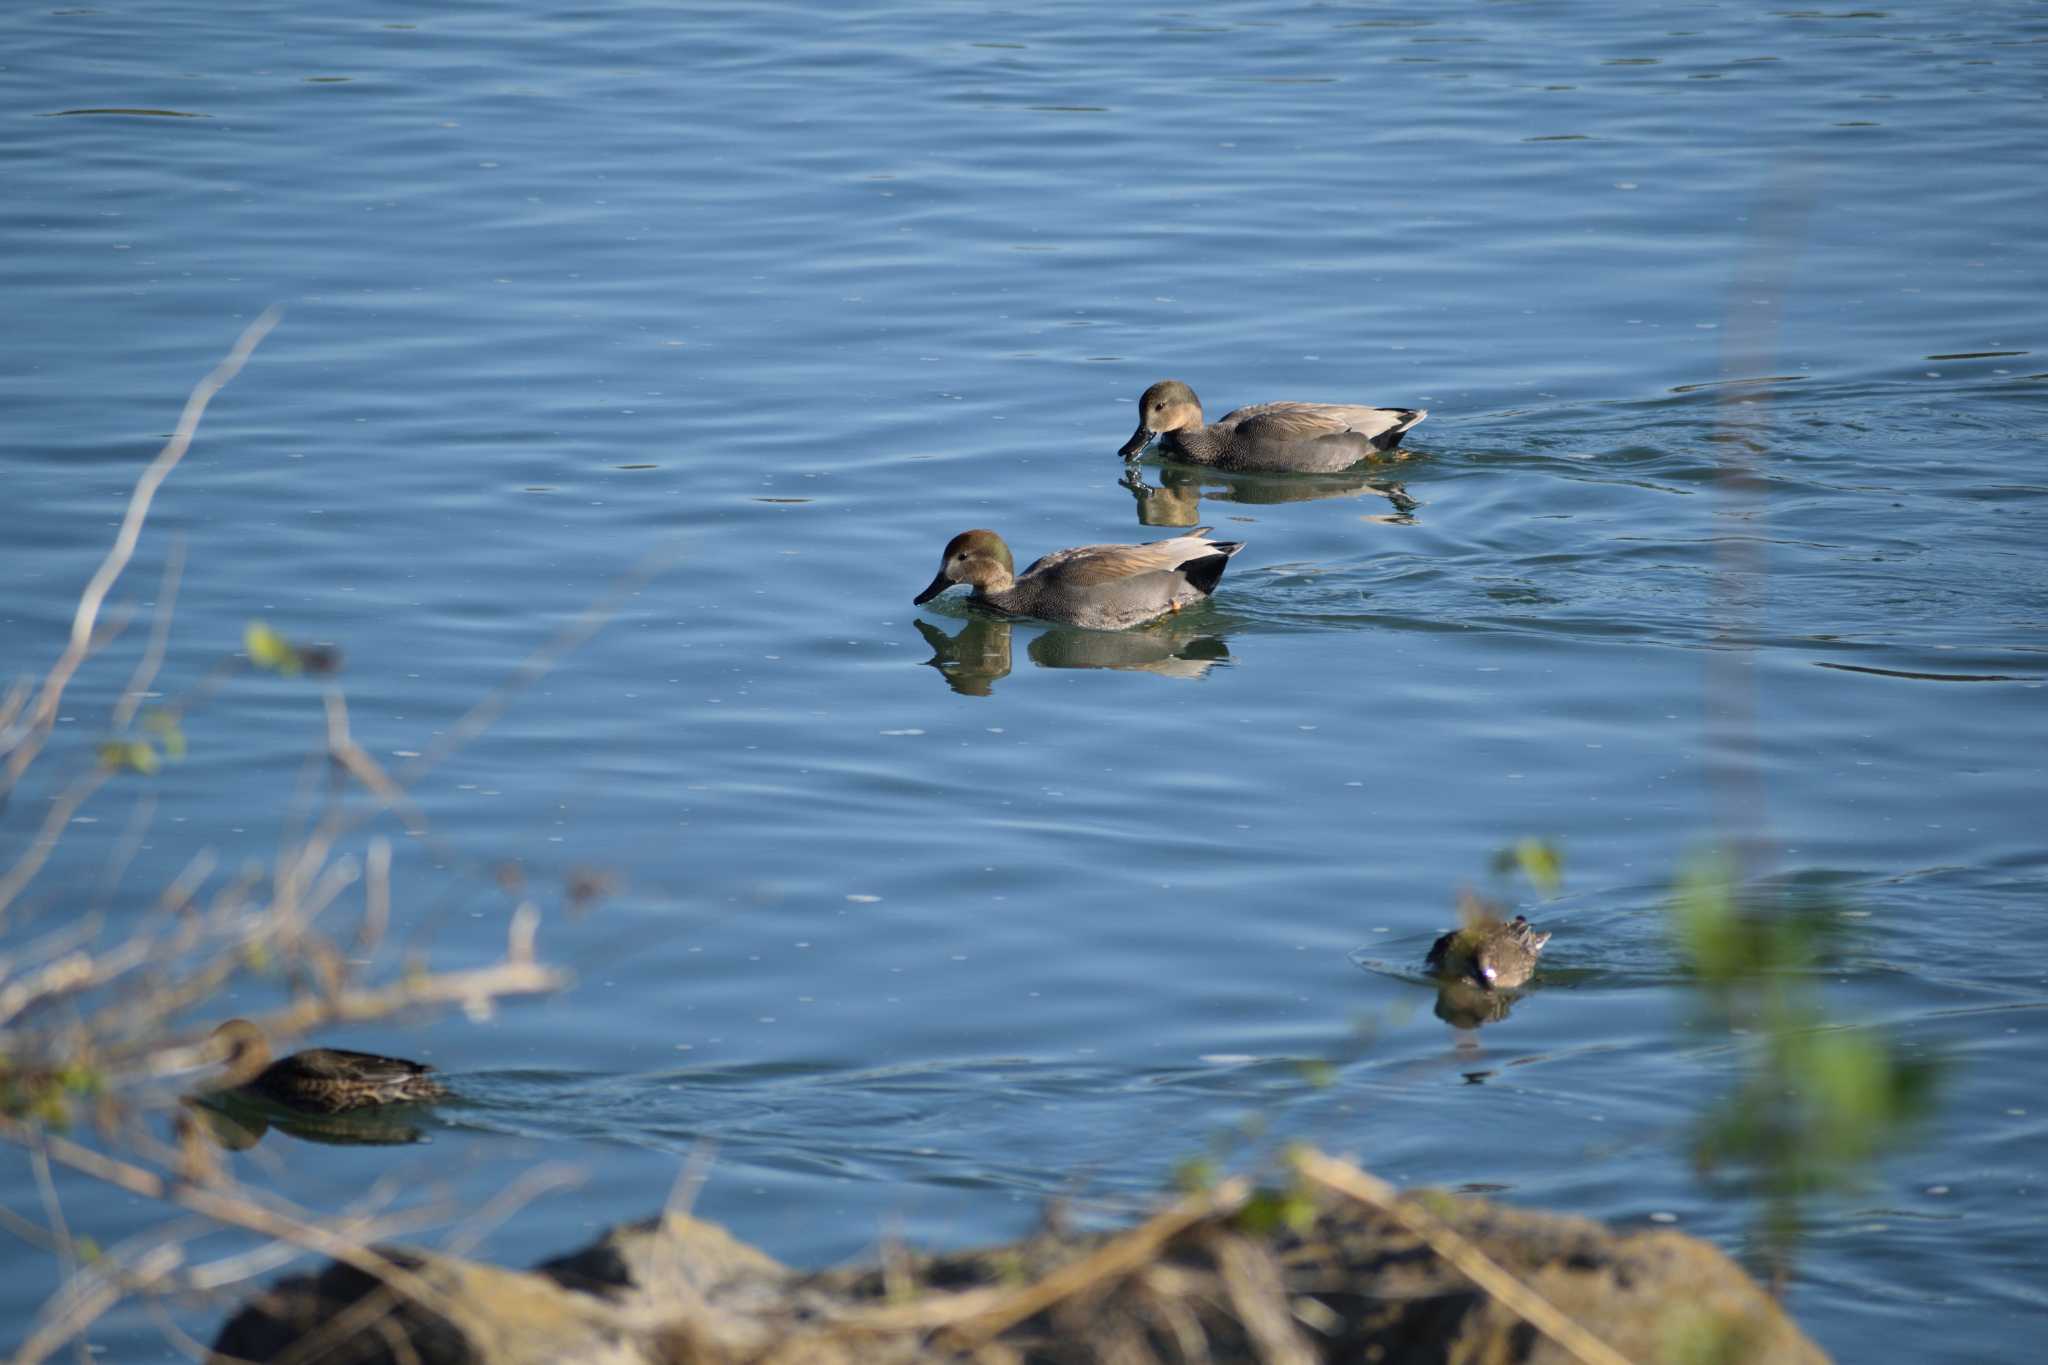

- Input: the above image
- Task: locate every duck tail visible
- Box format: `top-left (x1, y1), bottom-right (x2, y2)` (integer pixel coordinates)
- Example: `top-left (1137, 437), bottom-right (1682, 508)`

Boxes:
top-left (1177, 543), bottom-right (1243, 596)
top-left (1371, 408), bottom-right (1428, 453)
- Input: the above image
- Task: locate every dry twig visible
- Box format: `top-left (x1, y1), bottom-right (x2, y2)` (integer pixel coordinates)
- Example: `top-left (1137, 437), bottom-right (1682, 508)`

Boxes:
top-left (1292, 1149), bottom-right (1637, 1365)
top-left (1, 1118), bottom-right (497, 1364)
top-left (2, 308), bottom-right (280, 796)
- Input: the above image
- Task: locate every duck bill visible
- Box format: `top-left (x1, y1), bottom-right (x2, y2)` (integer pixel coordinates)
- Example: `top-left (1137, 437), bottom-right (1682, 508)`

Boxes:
top-left (913, 571), bottom-right (953, 605)
top-left (1118, 425), bottom-right (1155, 460)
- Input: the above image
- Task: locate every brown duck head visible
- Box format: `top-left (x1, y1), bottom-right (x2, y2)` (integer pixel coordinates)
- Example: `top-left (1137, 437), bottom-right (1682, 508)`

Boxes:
top-left (208, 1018), bottom-right (274, 1086)
top-left (1120, 380), bottom-right (1205, 459)
top-left (915, 529), bottom-right (1016, 604)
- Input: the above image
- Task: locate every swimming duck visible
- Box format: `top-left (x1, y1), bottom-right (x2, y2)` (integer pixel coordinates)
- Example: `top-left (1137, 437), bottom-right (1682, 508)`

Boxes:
top-left (1119, 379), bottom-right (1426, 473)
top-left (914, 527), bottom-right (1244, 631)
top-left (207, 1018), bottom-right (448, 1113)
top-left (1426, 914), bottom-right (1551, 991)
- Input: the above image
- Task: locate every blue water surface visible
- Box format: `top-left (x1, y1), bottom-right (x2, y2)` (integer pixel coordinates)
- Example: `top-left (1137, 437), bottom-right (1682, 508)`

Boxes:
top-left (3, 2), bottom-right (2046, 1359)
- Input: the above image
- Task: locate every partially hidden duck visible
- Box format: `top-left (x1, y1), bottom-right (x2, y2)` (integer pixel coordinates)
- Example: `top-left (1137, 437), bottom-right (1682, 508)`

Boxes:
top-left (1119, 379), bottom-right (1426, 473)
top-left (1426, 914), bottom-right (1551, 991)
top-left (207, 1018), bottom-right (448, 1113)
top-left (914, 527), bottom-right (1243, 631)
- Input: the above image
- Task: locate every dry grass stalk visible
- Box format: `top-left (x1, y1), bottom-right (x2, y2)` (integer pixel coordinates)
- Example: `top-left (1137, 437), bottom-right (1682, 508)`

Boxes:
top-left (1291, 1149), bottom-right (1638, 1365)
top-left (2, 1120), bottom-right (479, 1365)
top-left (1205, 1232), bottom-right (1315, 1365)
top-left (936, 1178), bottom-right (1249, 1352)
top-left (754, 1176), bottom-right (1251, 1364)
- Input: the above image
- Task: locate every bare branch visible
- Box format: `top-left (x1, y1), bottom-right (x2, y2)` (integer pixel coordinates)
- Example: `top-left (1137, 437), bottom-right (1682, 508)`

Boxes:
top-left (438, 1163), bottom-right (585, 1261)
top-left (0, 306), bottom-right (591, 1365)
top-left (0, 767), bottom-right (114, 925)
top-left (103, 795), bottom-right (160, 909)
top-left (398, 542), bottom-right (680, 788)
top-left (358, 836), bottom-right (392, 954)
top-left (3, 308), bottom-right (281, 796)
top-left (1, 678), bottom-right (33, 741)
top-left (112, 537), bottom-right (186, 732)
top-left (321, 690), bottom-right (429, 838)
top-left (243, 956), bottom-right (566, 1041)
top-left (27, 1144), bottom-right (92, 1365)
top-left (0, 1118), bottom-right (497, 1360)
top-left (662, 1140), bottom-right (718, 1218)
top-left (13, 1239), bottom-right (185, 1365)
top-left (0, 933), bottom-right (151, 1030)
top-left (0, 1201), bottom-right (57, 1253)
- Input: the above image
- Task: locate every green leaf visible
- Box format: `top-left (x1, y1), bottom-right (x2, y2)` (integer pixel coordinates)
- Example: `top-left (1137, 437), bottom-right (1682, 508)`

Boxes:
top-left (1671, 844), bottom-right (1945, 1267)
top-left (143, 708), bottom-right (188, 759)
top-left (30, 1090), bottom-right (71, 1128)
top-left (1673, 855), bottom-right (1746, 983)
top-left (1234, 1186), bottom-right (1318, 1237)
top-left (96, 739), bottom-right (159, 774)
top-left (58, 1064), bottom-right (103, 1095)
top-left (244, 620), bottom-right (301, 674)
top-left (1512, 838), bottom-right (1564, 895)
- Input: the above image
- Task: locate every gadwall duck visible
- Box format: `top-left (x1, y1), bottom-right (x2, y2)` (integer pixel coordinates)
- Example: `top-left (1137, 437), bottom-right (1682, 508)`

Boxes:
top-left (1119, 379), bottom-right (1426, 473)
top-left (914, 527), bottom-right (1244, 631)
top-left (208, 1018), bottom-right (448, 1113)
top-left (1426, 914), bottom-right (1551, 991)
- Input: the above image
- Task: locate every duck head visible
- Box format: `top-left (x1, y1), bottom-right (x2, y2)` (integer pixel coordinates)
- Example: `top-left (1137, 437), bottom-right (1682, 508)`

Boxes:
top-left (208, 1018), bottom-right (274, 1085)
top-left (1119, 380), bottom-right (1204, 459)
top-left (1473, 921), bottom-right (1551, 990)
top-left (915, 529), bottom-right (1016, 604)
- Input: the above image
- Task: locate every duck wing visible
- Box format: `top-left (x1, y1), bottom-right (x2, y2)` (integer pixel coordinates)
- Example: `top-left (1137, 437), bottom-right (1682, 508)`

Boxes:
top-left (1025, 529), bottom-right (1235, 587)
top-left (1224, 402), bottom-right (1419, 444)
top-left (284, 1047), bottom-right (436, 1081)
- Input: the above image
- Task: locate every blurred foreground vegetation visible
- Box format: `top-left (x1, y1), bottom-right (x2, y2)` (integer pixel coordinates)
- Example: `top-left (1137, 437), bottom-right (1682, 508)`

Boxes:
top-left (1670, 855), bottom-right (1941, 1285)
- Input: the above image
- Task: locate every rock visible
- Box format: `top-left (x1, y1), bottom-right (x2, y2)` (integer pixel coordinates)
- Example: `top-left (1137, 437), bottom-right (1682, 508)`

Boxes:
top-left (210, 1156), bottom-right (1829, 1364)
top-left (211, 1246), bottom-right (641, 1365)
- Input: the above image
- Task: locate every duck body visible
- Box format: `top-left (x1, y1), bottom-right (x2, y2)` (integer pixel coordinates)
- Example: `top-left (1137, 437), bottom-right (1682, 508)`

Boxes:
top-left (209, 1019), bottom-right (447, 1113)
top-left (1120, 380), bottom-right (1426, 473)
top-left (915, 527), bottom-right (1244, 631)
top-left (1426, 914), bottom-right (1550, 991)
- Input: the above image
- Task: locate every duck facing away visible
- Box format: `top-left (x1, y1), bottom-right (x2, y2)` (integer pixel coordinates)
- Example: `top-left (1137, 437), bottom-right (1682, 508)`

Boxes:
top-left (207, 1019), bottom-right (448, 1113)
top-left (914, 527), bottom-right (1244, 631)
top-left (1426, 914), bottom-right (1551, 991)
top-left (1119, 379), bottom-right (1426, 473)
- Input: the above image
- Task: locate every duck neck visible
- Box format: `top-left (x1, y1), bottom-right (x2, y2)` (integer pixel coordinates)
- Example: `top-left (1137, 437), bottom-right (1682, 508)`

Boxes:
top-left (1164, 424), bottom-right (1222, 464)
top-left (967, 562), bottom-right (1015, 596)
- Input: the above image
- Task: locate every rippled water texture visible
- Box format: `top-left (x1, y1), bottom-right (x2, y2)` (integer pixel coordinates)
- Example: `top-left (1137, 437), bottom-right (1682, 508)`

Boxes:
top-left (4, 2), bottom-right (2046, 1359)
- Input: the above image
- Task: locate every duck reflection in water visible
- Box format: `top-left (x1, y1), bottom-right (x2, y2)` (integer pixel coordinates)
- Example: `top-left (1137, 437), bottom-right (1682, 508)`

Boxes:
top-left (1120, 465), bottom-right (1417, 529)
top-left (915, 615), bottom-right (1230, 696)
top-left (1432, 980), bottom-right (1520, 1029)
top-left (185, 1094), bottom-right (429, 1149)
